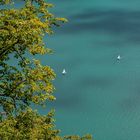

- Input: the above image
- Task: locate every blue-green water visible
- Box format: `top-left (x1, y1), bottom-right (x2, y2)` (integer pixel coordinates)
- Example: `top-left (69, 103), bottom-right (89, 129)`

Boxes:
top-left (40, 0), bottom-right (140, 139)
top-left (5, 0), bottom-right (140, 139)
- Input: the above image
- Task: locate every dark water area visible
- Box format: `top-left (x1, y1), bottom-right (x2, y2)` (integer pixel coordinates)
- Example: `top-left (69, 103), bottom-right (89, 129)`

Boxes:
top-left (4, 0), bottom-right (140, 139)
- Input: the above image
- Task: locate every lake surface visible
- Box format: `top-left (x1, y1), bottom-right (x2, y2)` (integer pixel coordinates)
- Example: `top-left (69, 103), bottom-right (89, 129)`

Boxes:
top-left (6, 0), bottom-right (140, 139)
top-left (41, 0), bottom-right (140, 139)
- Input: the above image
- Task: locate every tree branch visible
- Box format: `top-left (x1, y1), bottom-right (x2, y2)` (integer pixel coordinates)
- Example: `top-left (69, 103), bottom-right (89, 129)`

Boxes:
top-left (0, 39), bottom-right (19, 59)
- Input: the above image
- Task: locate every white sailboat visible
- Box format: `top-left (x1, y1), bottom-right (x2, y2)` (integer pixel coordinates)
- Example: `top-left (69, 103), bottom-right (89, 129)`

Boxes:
top-left (117, 55), bottom-right (121, 60)
top-left (62, 69), bottom-right (66, 75)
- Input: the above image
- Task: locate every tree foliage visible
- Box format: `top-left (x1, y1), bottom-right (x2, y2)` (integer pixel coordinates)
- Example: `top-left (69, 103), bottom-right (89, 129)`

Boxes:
top-left (0, 0), bottom-right (92, 139)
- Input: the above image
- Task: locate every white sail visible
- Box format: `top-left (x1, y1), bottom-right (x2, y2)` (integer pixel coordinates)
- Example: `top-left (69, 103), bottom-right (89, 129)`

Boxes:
top-left (117, 55), bottom-right (121, 60)
top-left (62, 69), bottom-right (66, 75)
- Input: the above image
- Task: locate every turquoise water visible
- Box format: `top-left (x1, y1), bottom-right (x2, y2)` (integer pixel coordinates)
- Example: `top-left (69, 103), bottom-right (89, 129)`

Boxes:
top-left (40, 0), bottom-right (140, 139)
top-left (4, 0), bottom-right (140, 139)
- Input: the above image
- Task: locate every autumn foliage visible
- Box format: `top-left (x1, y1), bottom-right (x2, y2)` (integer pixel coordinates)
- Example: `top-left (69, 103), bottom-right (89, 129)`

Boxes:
top-left (0, 0), bottom-right (92, 139)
